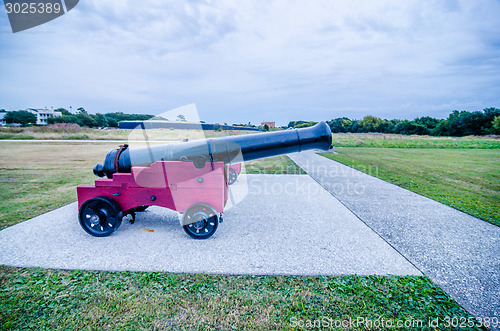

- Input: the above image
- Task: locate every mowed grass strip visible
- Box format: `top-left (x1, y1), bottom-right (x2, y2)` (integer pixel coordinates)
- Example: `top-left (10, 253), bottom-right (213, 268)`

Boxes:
top-left (332, 133), bottom-right (500, 149)
top-left (0, 266), bottom-right (476, 330)
top-left (0, 126), bottom-right (259, 141)
top-left (320, 148), bottom-right (500, 226)
top-left (243, 155), bottom-right (306, 175)
top-left (0, 142), bottom-right (303, 229)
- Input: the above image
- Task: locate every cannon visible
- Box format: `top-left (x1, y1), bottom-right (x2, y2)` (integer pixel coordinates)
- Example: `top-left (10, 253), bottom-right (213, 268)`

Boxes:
top-left (77, 121), bottom-right (332, 239)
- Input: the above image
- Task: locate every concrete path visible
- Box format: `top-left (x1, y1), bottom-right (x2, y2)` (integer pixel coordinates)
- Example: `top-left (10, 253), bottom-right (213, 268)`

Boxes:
top-left (289, 152), bottom-right (500, 324)
top-left (0, 174), bottom-right (419, 276)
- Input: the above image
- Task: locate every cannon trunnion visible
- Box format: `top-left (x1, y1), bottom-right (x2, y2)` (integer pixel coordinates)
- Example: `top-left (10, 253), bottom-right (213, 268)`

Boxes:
top-left (77, 122), bottom-right (332, 239)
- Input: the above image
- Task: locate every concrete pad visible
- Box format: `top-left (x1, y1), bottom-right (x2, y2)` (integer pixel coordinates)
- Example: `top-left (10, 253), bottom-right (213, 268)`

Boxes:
top-left (289, 152), bottom-right (500, 324)
top-left (0, 174), bottom-right (419, 276)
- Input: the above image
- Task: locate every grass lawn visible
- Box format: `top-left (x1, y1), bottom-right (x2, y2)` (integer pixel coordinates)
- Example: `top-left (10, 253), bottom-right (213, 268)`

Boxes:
top-left (332, 132), bottom-right (500, 149)
top-left (0, 126), bottom-right (258, 141)
top-left (320, 144), bottom-right (499, 227)
top-left (244, 155), bottom-right (306, 175)
top-left (0, 266), bottom-right (477, 330)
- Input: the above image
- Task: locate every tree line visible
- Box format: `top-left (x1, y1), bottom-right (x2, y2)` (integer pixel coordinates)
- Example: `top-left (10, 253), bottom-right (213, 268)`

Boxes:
top-left (1, 108), bottom-right (155, 127)
top-left (3, 107), bottom-right (500, 136)
top-left (288, 108), bottom-right (500, 136)
top-left (47, 108), bottom-right (155, 127)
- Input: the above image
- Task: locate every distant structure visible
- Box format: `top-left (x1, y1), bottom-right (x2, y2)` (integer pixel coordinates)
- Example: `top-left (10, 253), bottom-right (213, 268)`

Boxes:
top-left (261, 121), bottom-right (275, 128)
top-left (0, 113), bottom-right (6, 126)
top-left (26, 108), bottom-right (62, 125)
top-left (119, 121), bottom-right (260, 131)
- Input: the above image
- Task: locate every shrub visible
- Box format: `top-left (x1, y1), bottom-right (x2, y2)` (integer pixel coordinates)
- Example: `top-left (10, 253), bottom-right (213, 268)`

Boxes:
top-left (45, 123), bottom-right (82, 133)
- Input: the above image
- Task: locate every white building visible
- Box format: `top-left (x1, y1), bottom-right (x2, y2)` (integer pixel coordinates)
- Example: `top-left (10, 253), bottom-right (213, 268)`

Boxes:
top-left (26, 108), bottom-right (62, 125)
top-left (0, 113), bottom-right (6, 126)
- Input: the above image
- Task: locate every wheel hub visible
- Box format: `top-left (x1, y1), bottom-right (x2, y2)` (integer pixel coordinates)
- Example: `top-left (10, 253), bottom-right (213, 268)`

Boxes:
top-left (89, 214), bottom-right (100, 226)
top-left (192, 212), bottom-right (208, 229)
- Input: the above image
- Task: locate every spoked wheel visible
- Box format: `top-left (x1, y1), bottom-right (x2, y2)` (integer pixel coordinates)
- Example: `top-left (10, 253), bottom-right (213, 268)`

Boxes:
top-left (79, 197), bottom-right (122, 237)
top-left (182, 204), bottom-right (219, 239)
top-left (228, 167), bottom-right (238, 185)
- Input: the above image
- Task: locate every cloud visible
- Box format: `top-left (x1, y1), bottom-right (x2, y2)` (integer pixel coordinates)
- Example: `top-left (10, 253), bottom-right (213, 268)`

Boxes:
top-left (1, 0), bottom-right (499, 124)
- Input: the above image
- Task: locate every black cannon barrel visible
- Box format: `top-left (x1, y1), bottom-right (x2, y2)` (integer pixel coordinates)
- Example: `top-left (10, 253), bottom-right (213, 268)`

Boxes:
top-left (93, 121), bottom-right (332, 178)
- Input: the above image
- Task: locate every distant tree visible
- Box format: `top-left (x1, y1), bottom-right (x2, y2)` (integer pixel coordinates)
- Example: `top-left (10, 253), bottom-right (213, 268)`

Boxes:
top-left (360, 116), bottom-right (383, 132)
top-left (4, 110), bottom-right (37, 126)
top-left (94, 113), bottom-right (108, 127)
top-left (176, 115), bottom-right (187, 122)
top-left (349, 120), bottom-right (363, 133)
top-left (47, 113), bottom-right (97, 127)
top-left (484, 108), bottom-right (500, 133)
top-left (287, 121), bottom-right (308, 128)
top-left (483, 107), bottom-right (500, 122)
top-left (48, 115), bottom-right (83, 126)
top-left (77, 107), bottom-right (87, 114)
top-left (263, 124), bottom-right (270, 131)
top-left (102, 112), bottom-right (155, 127)
top-left (56, 108), bottom-right (72, 116)
top-left (327, 118), bottom-right (352, 133)
top-left (341, 119), bottom-right (353, 131)
top-left (107, 118), bottom-right (118, 127)
top-left (414, 116), bottom-right (442, 130)
top-left (430, 121), bottom-right (448, 136)
top-left (3, 110), bottom-right (36, 126)
top-left (295, 121), bottom-right (317, 128)
top-left (492, 116), bottom-right (500, 134)
top-left (76, 113), bottom-right (97, 127)
top-left (429, 109), bottom-right (497, 136)
top-left (445, 110), bottom-right (488, 136)
top-left (376, 119), bottom-right (399, 133)
top-left (394, 120), bottom-right (429, 135)
top-left (0, 109), bottom-right (6, 112)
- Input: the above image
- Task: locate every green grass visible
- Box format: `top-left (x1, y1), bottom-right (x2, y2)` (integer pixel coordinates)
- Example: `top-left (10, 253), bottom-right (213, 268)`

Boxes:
top-left (0, 266), bottom-right (479, 330)
top-left (321, 148), bottom-right (500, 226)
top-left (332, 133), bottom-right (500, 149)
top-left (0, 126), bottom-right (258, 141)
top-left (243, 155), bottom-right (306, 175)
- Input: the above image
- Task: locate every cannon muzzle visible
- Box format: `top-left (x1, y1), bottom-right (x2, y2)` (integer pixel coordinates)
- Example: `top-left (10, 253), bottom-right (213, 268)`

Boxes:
top-left (94, 121), bottom-right (332, 178)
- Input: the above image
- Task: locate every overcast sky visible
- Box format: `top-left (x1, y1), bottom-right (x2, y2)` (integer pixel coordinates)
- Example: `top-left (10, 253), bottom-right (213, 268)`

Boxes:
top-left (1, 0), bottom-right (499, 125)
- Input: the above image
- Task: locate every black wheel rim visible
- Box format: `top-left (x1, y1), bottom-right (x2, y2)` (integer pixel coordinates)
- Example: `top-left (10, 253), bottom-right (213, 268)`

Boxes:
top-left (228, 168), bottom-right (237, 185)
top-left (80, 199), bottom-right (118, 236)
top-left (183, 205), bottom-right (218, 239)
